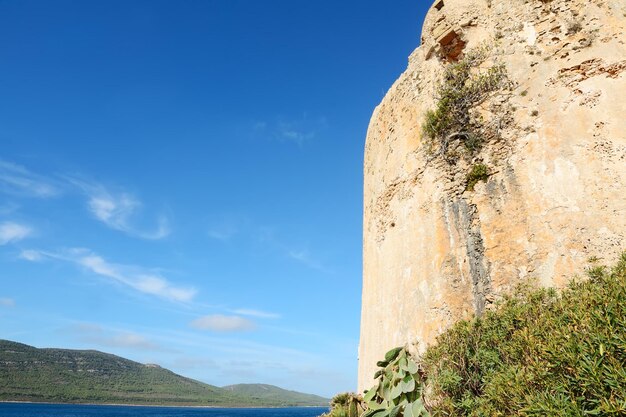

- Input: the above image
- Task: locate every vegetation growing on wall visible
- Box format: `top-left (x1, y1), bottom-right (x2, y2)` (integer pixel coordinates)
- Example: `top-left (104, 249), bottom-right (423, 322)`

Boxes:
top-left (420, 252), bottom-right (626, 416)
top-left (465, 163), bottom-right (490, 191)
top-left (422, 44), bottom-right (511, 161)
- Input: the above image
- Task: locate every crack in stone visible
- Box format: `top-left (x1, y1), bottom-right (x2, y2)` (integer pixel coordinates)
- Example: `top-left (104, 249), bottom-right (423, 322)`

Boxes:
top-left (450, 197), bottom-right (492, 316)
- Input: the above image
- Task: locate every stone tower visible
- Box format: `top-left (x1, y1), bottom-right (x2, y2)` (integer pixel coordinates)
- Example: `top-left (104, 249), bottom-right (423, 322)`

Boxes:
top-left (358, 0), bottom-right (626, 392)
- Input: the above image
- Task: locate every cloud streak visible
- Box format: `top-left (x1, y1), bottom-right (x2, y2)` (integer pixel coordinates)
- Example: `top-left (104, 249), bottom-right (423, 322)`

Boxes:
top-left (68, 323), bottom-right (161, 350)
top-left (255, 115), bottom-right (328, 146)
top-left (21, 248), bottom-right (196, 303)
top-left (190, 315), bottom-right (255, 332)
top-left (231, 308), bottom-right (280, 319)
top-left (0, 160), bottom-right (170, 240)
top-left (0, 160), bottom-right (60, 198)
top-left (257, 228), bottom-right (332, 273)
top-left (68, 178), bottom-right (170, 240)
top-left (207, 214), bottom-right (251, 242)
top-left (0, 297), bottom-right (15, 307)
top-left (19, 249), bottom-right (43, 261)
top-left (287, 249), bottom-right (331, 273)
top-left (276, 122), bottom-right (316, 145)
top-left (0, 222), bottom-right (32, 245)
top-left (0, 203), bottom-right (20, 216)
top-left (208, 227), bottom-right (237, 241)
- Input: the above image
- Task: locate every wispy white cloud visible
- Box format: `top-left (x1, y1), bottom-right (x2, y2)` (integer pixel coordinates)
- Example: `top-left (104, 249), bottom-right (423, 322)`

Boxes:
top-left (68, 178), bottom-right (170, 240)
top-left (21, 248), bottom-right (196, 303)
top-left (207, 214), bottom-right (251, 242)
top-left (0, 160), bottom-right (169, 239)
top-left (253, 121), bottom-right (268, 131)
top-left (276, 122), bottom-right (316, 145)
top-left (68, 323), bottom-right (161, 350)
top-left (287, 248), bottom-right (330, 272)
top-left (0, 297), bottom-right (15, 307)
top-left (171, 356), bottom-right (218, 371)
top-left (0, 222), bottom-right (32, 245)
top-left (258, 228), bottom-right (332, 273)
top-left (190, 315), bottom-right (255, 332)
top-left (208, 227), bottom-right (238, 241)
top-left (0, 160), bottom-right (60, 198)
top-left (231, 308), bottom-right (280, 319)
top-left (75, 251), bottom-right (195, 302)
top-left (254, 115), bottom-right (328, 146)
top-left (19, 249), bottom-right (43, 261)
top-left (93, 332), bottom-right (160, 350)
top-left (0, 202), bottom-right (20, 216)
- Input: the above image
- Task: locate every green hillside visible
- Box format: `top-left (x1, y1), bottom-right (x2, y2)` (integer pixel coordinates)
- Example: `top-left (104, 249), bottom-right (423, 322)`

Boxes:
top-left (0, 340), bottom-right (327, 407)
top-left (223, 383), bottom-right (329, 406)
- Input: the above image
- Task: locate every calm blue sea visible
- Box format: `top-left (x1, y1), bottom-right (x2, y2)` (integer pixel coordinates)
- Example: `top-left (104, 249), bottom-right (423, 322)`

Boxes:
top-left (0, 404), bottom-right (329, 417)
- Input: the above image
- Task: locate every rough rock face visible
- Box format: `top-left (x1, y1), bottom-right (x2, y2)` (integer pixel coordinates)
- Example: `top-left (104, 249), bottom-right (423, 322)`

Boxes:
top-left (358, 0), bottom-right (626, 392)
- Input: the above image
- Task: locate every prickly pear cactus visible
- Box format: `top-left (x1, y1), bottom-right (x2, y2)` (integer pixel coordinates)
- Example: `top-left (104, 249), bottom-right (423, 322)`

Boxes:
top-left (322, 392), bottom-right (366, 417)
top-left (362, 347), bottom-right (429, 417)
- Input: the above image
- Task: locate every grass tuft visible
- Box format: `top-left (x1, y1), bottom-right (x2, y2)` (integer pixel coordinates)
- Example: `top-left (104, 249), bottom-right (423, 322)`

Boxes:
top-left (465, 163), bottom-right (490, 191)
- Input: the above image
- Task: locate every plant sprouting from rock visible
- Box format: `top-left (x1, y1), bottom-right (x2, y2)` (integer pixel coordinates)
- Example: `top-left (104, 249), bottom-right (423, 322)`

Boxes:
top-left (465, 163), bottom-right (490, 191)
top-left (422, 44), bottom-right (511, 161)
top-left (362, 347), bottom-right (429, 417)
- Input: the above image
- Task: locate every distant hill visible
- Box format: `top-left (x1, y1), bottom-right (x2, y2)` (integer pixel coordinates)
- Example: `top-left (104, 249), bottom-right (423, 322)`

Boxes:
top-left (0, 339), bottom-right (329, 407)
top-left (223, 383), bottom-right (329, 406)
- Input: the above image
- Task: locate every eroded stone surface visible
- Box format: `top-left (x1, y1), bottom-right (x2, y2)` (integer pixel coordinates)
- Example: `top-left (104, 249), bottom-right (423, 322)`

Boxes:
top-left (358, 0), bottom-right (626, 391)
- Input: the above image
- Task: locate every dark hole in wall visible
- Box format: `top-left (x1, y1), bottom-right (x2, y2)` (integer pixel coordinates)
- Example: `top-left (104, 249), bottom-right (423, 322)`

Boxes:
top-left (439, 29), bottom-right (466, 62)
top-left (439, 30), bottom-right (458, 45)
top-left (434, 1), bottom-right (445, 11)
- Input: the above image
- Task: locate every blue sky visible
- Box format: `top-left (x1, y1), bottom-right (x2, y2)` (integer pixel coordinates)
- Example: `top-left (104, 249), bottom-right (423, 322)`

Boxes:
top-left (0, 0), bottom-right (430, 397)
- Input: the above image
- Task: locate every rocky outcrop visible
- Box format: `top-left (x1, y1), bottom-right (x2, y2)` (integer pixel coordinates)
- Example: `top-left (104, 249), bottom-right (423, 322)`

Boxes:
top-left (358, 0), bottom-right (626, 391)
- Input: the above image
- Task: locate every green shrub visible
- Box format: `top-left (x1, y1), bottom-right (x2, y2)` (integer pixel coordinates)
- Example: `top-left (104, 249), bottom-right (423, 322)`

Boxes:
top-left (421, 252), bottom-right (626, 416)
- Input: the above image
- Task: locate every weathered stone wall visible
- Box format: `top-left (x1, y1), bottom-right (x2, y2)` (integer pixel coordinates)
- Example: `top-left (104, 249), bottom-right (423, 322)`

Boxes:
top-left (358, 0), bottom-right (626, 392)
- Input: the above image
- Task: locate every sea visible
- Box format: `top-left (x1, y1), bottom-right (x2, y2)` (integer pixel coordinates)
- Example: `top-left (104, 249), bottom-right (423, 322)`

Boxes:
top-left (0, 404), bottom-right (330, 417)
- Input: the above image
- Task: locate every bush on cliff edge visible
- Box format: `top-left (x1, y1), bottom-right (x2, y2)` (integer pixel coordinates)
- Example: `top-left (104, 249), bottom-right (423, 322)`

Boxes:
top-left (421, 253), bottom-right (626, 416)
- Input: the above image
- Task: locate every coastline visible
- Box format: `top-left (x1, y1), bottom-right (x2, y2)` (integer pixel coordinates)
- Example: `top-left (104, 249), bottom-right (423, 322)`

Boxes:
top-left (0, 400), bottom-right (329, 409)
